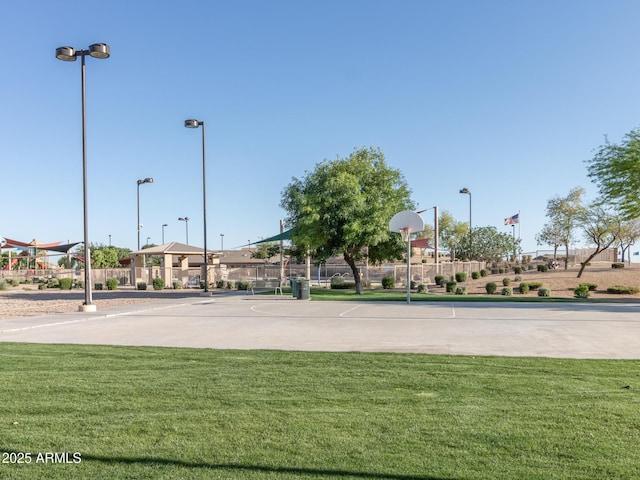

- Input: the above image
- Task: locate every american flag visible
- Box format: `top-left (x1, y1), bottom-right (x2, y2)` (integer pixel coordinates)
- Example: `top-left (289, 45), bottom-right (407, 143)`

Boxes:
top-left (504, 213), bottom-right (519, 225)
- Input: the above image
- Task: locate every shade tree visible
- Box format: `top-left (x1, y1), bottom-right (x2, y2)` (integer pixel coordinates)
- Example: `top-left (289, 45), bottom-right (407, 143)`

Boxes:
top-left (280, 147), bottom-right (414, 294)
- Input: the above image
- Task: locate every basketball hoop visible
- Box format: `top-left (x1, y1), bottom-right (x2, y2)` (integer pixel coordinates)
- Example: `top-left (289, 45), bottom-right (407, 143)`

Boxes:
top-left (389, 210), bottom-right (425, 304)
top-left (399, 227), bottom-right (412, 242)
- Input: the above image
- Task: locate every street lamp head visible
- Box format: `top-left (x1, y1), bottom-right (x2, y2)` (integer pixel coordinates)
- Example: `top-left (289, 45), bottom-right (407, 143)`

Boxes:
top-left (184, 119), bottom-right (202, 128)
top-left (137, 177), bottom-right (153, 185)
top-left (459, 187), bottom-right (471, 195)
top-left (88, 43), bottom-right (110, 59)
top-left (162, 223), bottom-right (168, 227)
top-left (178, 217), bottom-right (189, 221)
top-left (55, 46), bottom-right (77, 61)
top-left (56, 44), bottom-right (110, 61)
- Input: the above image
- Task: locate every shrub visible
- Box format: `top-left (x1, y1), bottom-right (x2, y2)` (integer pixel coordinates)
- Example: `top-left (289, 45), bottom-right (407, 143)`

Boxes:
top-left (94, 282), bottom-right (103, 291)
top-left (485, 282), bottom-right (497, 294)
top-left (455, 286), bottom-right (467, 295)
top-left (518, 283), bottom-right (530, 294)
top-left (579, 283), bottom-right (597, 291)
top-left (502, 277), bottom-right (511, 286)
top-left (538, 288), bottom-right (550, 297)
top-left (513, 266), bottom-right (522, 274)
top-left (574, 285), bottom-right (590, 298)
top-left (331, 276), bottom-right (355, 289)
top-left (445, 281), bottom-right (457, 293)
top-left (216, 279), bottom-right (225, 289)
top-left (0, 280), bottom-right (6, 291)
top-left (514, 276), bottom-right (521, 282)
top-left (606, 285), bottom-right (639, 294)
top-left (537, 264), bottom-right (548, 272)
top-left (471, 271), bottom-right (480, 280)
top-left (76, 280), bottom-right (84, 289)
top-left (173, 280), bottom-right (183, 289)
top-left (226, 281), bottom-right (236, 290)
top-left (480, 269), bottom-right (489, 277)
top-left (455, 272), bottom-right (468, 283)
top-left (106, 278), bottom-right (119, 290)
top-left (410, 280), bottom-right (419, 290)
top-left (236, 280), bottom-right (249, 291)
top-left (527, 282), bottom-right (543, 290)
top-left (381, 276), bottom-right (395, 289)
top-left (152, 277), bottom-right (165, 290)
top-left (434, 275), bottom-right (445, 286)
top-left (59, 278), bottom-right (73, 290)
top-left (38, 282), bottom-right (47, 290)
top-left (501, 287), bottom-right (513, 296)
top-left (611, 262), bottom-right (625, 269)
top-left (48, 278), bottom-right (60, 288)
top-left (491, 268), bottom-right (499, 275)
top-left (417, 284), bottom-right (428, 294)
top-left (136, 282), bottom-right (147, 290)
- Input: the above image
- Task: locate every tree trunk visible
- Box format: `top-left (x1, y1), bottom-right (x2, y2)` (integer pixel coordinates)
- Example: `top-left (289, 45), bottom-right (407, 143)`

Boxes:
top-left (344, 254), bottom-right (362, 294)
top-left (577, 249), bottom-right (604, 278)
top-left (564, 244), bottom-right (569, 270)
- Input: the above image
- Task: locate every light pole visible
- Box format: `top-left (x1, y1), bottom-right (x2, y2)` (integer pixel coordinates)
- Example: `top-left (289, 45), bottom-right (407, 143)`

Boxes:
top-left (162, 224), bottom-right (168, 244)
top-left (108, 234), bottom-right (111, 246)
top-left (137, 178), bottom-right (153, 250)
top-left (459, 187), bottom-right (472, 251)
top-left (220, 233), bottom-right (224, 252)
top-left (56, 43), bottom-right (110, 312)
top-left (179, 217), bottom-right (189, 244)
top-left (146, 236), bottom-right (151, 246)
top-left (184, 119), bottom-right (209, 293)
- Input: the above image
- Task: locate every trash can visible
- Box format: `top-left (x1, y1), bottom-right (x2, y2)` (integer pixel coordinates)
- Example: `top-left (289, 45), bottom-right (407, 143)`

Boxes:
top-left (297, 279), bottom-right (310, 300)
top-left (290, 278), bottom-right (299, 298)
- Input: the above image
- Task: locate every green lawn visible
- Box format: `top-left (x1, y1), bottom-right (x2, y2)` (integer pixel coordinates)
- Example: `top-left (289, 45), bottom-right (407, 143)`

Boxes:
top-left (289, 287), bottom-right (583, 303)
top-left (1, 344), bottom-right (638, 479)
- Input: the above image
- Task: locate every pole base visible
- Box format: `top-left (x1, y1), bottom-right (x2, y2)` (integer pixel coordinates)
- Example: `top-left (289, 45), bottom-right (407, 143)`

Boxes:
top-left (200, 291), bottom-right (214, 297)
top-left (79, 304), bottom-right (97, 312)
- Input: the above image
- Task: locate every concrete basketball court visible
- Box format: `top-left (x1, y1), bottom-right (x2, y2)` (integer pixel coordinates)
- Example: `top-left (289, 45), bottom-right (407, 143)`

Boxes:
top-left (1, 293), bottom-right (640, 358)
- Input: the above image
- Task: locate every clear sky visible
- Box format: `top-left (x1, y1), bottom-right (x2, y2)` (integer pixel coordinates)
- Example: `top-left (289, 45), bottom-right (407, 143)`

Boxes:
top-left (2, 0), bottom-right (640, 256)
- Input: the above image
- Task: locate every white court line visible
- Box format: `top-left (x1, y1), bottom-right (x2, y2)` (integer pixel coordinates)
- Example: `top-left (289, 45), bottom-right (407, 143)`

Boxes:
top-left (0, 303), bottom-right (194, 334)
top-left (339, 304), bottom-right (363, 317)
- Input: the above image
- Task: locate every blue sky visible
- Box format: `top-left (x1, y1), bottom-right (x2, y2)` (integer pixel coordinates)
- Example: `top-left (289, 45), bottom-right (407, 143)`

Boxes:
top-left (2, 0), bottom-right (640, 256)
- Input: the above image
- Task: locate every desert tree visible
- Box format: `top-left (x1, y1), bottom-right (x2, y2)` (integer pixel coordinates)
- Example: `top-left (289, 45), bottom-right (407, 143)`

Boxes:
top-left (280, 147), bottom-right (414, 294)
top-left (544, 187), bottom-right (586, 269)
top-left (586, 128), bottom-right (640, 219)
top-left (576, 206), bottom-right (622, 278)
top-left (535, 222), bottom-right (563, 260)
top-left (616, 218), bottom-right (640, 264)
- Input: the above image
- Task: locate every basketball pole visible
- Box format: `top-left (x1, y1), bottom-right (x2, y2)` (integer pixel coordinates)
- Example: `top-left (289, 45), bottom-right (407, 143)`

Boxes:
top-left (406, 232), bottom-right (411, 304)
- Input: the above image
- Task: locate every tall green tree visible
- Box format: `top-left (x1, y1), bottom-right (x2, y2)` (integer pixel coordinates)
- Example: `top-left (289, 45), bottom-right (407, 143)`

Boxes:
top-left (456, 226), bottom-right (520, 263)
top-left (586, 128), bottom-right (640, 219)
top-left (544, 187), bottom-right (586, 269)
top-left (280, 147), bottom-right (414, 294)
top-left (437, 210), bottom-right (469, 261)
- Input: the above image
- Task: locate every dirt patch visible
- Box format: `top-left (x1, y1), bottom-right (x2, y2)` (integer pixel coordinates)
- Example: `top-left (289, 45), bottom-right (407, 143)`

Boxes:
top-left (0, 288), bottom-right (206, 321)
top-left (443, 263), bottom-right (640, 300)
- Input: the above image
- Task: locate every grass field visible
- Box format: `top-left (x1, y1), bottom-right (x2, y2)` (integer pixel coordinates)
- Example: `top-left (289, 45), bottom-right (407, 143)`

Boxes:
top-left (1, 344), bottom-right (639, 479)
